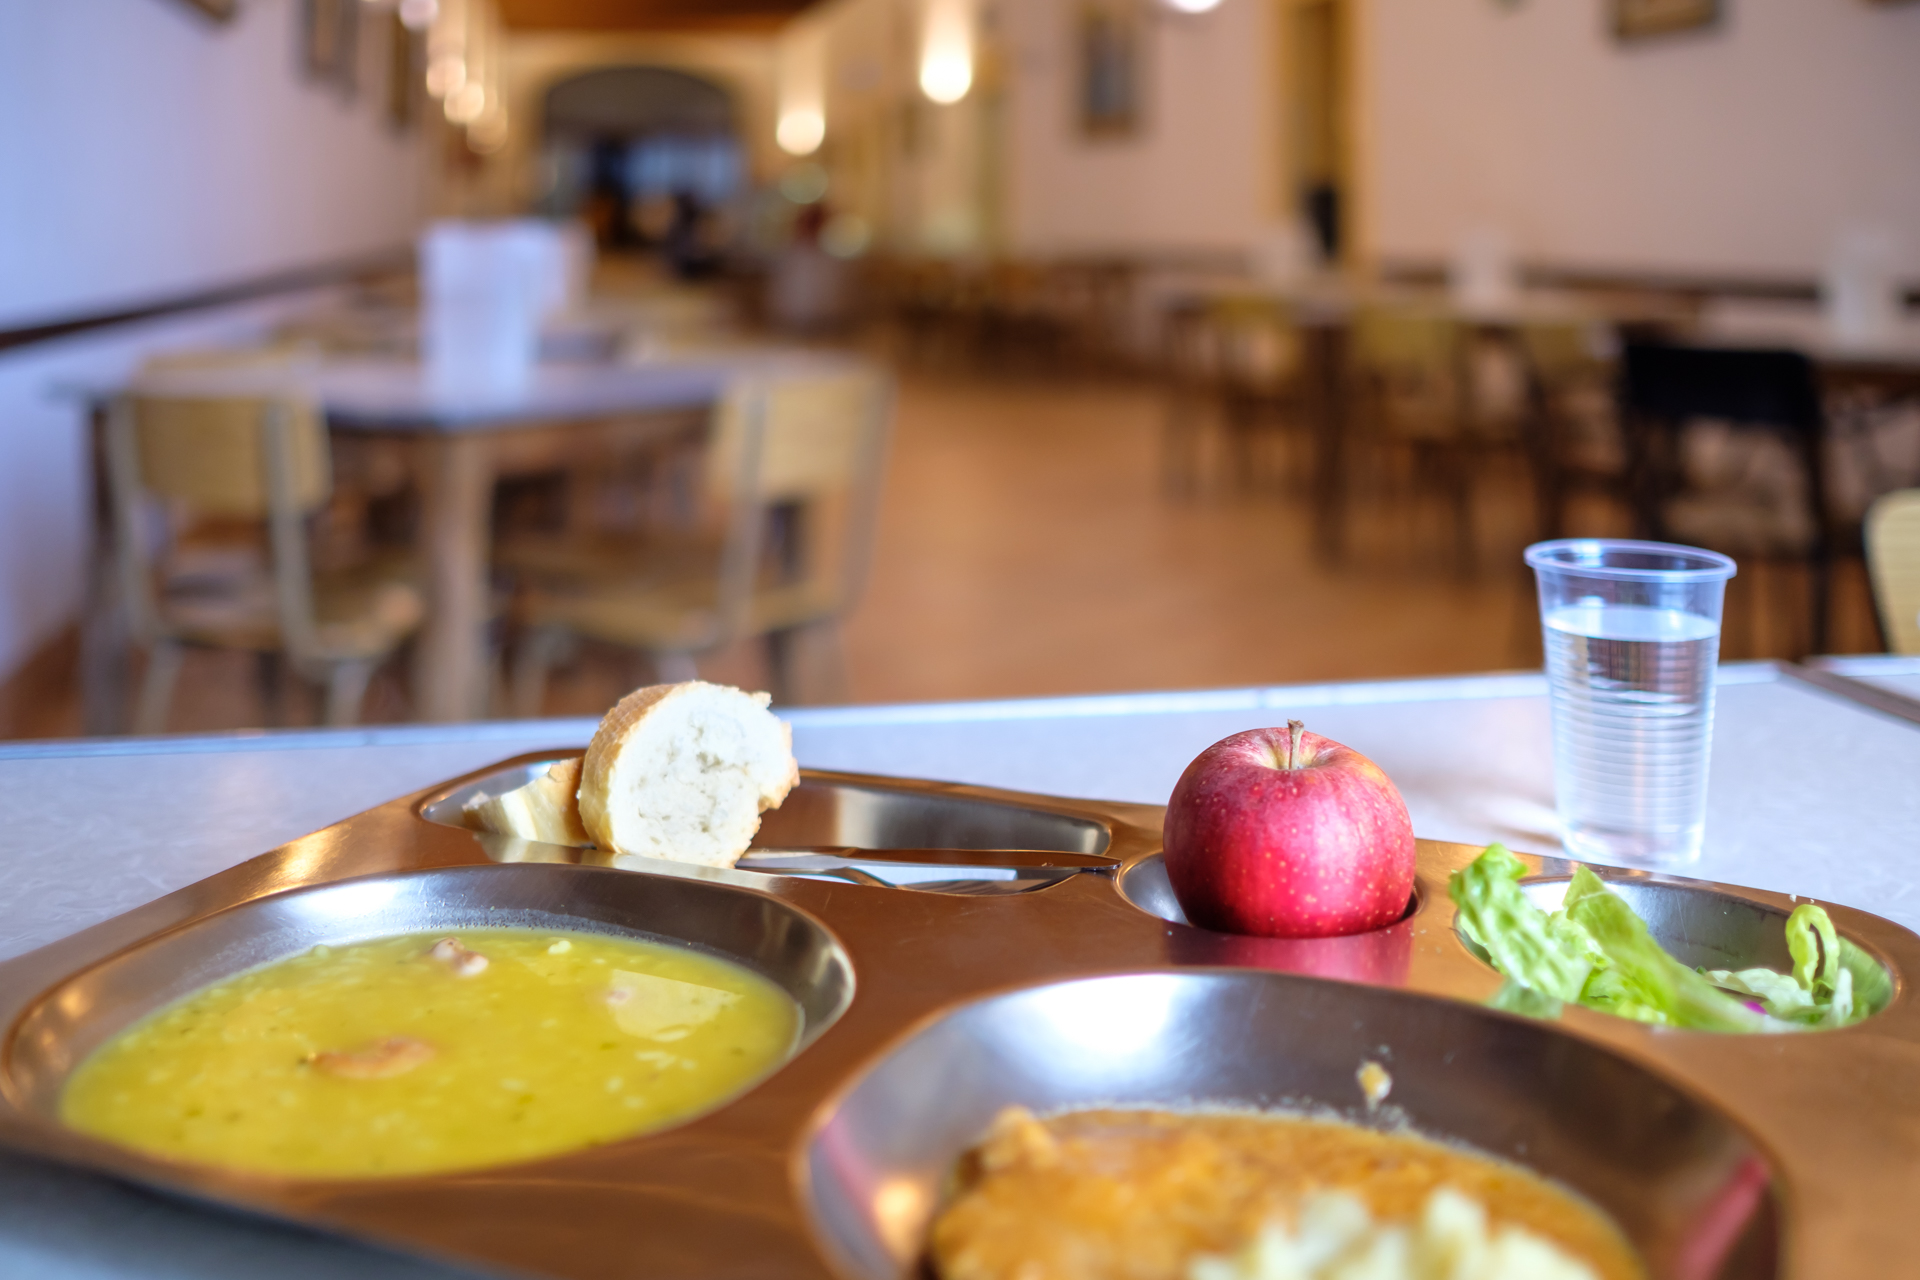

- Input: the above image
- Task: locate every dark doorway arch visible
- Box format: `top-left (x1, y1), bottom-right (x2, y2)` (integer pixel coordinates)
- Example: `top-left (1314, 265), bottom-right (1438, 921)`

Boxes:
top-left (541, 66), bottom-right (744, 261)
top-left (545, 66), bottom-right (735, 138)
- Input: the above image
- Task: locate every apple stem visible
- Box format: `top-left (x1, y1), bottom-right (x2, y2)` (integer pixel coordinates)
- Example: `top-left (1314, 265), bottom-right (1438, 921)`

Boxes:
top-left (1287, 719), bottom-right (1305, 770)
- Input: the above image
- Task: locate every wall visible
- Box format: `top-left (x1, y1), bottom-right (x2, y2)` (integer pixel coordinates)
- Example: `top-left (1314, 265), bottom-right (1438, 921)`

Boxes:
top-left (1359, 0), bottom-right (1920, 282)
top-left (792, 0), bottom-right (914, 250)
top-left (0, 0), bottom-right (427, 681)
top-left (998, 0), bottom-right (1280, 258)
top-left (0, 0), bottom-right (425, 329)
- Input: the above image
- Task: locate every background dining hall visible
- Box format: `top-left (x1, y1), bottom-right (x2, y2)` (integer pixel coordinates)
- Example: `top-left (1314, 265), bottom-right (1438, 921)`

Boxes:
top-left (1, 0), bottom-right (1918, 738)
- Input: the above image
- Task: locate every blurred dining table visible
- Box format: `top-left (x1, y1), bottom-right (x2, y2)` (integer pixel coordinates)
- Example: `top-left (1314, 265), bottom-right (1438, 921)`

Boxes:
top-left (71, 349), bottom-right (858, 726)
top-left (1159, 276), bottom-right (1683, 562)
top-left (1693, 298), bottom-right (1920, 395)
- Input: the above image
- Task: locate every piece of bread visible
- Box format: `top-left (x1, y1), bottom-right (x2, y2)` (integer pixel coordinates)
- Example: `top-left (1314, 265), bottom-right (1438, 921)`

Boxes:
top-left (461, 757), bottom-right (591, 846)
top-left (578, 682), bottom-right (799, 868)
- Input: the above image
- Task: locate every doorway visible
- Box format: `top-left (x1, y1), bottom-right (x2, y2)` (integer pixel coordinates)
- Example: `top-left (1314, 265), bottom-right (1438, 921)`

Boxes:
top-left (540, 65), bottom-right (743, 270)
top-left (1285, 0), bottom-right (1349, 264)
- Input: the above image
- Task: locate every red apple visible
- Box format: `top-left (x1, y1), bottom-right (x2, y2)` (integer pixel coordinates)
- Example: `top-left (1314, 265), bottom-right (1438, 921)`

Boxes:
top-left (1162, 721), bottom-right (1415, 939)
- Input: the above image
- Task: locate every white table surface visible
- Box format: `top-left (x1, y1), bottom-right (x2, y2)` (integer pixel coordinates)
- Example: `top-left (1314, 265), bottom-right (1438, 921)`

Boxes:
top-left (1696, 298), bottom-right (1920, 368)
top-left (3, 661), bottom-right (1918, 1277)
top-left (1813, 653), bottom-right (1920, 701)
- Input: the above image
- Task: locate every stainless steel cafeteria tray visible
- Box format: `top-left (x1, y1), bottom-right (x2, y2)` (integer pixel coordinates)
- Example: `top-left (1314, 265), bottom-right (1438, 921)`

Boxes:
top-left (2, 752), bottom-right (1917, 1280)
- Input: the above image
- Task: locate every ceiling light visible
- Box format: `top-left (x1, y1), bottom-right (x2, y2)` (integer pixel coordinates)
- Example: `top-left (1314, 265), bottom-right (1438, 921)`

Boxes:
top-left (776, 109), bottom-right (826, 156)
top-left (920, 0), bottom-right (973, 104)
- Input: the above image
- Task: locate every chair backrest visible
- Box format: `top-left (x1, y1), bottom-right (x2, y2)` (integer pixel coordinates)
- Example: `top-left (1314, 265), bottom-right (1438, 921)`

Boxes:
top-left (703, 364), bottom-right (894, 634)
top-left (704, 368), bottom-right (887, 502)
top-left (107, 391), bottom-right (331, 651)
top-left (1206, 295), bottom-right (1300, 388)
top-left (1620, 343), bottom-right (1823, 435)
top-left (1518, 320), bottom-right (1604, 390)
top-left (125, 394), bottom-right (331, 517)
top-left (1866, 488), bottom-right (1920, 654)
top-left (1349, 305), bottom-right (1469, 438)
top-left (1350, 306), bottom-right (1461, 381)
top-left (1618, 342), bottom-right (1831, 546)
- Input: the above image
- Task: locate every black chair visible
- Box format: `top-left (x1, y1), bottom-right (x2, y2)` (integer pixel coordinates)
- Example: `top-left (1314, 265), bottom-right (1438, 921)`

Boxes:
top-left (1619, 343), bottom-right (1832, 655)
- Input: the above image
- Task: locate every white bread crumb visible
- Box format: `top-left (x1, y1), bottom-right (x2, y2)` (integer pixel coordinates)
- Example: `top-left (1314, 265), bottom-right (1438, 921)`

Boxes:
top-left (462, 757), bottom-right (590, 846)
top-left (577, 681), bottom-right (798, 868)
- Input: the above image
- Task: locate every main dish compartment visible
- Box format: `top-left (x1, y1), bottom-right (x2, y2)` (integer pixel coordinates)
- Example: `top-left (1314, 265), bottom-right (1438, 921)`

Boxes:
top-left (803, 971), bottom-right (1777, 1280)
top-left (0, 754), bottom-right (1913, 1279)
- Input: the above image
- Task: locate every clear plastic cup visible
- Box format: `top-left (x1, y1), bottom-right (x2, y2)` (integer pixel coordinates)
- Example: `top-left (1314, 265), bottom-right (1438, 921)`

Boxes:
top-left (1523, 539), bottom-right (1737, 867)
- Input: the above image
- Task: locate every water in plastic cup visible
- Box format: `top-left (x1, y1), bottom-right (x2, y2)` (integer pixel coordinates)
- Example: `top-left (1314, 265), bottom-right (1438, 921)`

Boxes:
top-left (1524, 540), bottom-right (1737, 867)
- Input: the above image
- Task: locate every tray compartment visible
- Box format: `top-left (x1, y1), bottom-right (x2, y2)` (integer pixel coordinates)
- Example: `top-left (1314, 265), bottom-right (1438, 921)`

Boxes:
top-left (803, 971), bottom-right (1777, 1280)
top-left (421, 763), bottom-right (1111, 857)
top-left (1490, 877), bottom-right (1794, 973)
top-left (1123, 851), bottom-right (1857, 983)
top-left (755, 779), bottom-right (1110, 855)
top-left (7, 864), bottom-right (854, 1123)
top-left (1117, 851), bottom-right (1418, 926)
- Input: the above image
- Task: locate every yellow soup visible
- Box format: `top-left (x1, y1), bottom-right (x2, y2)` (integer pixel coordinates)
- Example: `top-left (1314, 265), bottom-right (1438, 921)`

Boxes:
top-left (60, 928), bottom-right (799, 1177)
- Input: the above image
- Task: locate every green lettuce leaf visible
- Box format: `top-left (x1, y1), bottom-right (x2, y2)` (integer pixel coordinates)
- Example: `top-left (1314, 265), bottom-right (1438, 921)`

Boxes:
top-left (1489, 981), bottom-right (1564, 1020)
top-left (1838, 937), bottom-right (1893, 1019)
top-left (1447, 844), bottom-right (1591, 1002)
top-left (1558, 867), bottom-right (1775, 1033)
top-left (1786, 903), bottom-right (1841, 998)
top-left (1451, 846), bottom-right (1887, 1033)
top-left (1820, 967), bottom-right (1855, 1028)
top-left (1702, 966), bottom-right (1817, 1021)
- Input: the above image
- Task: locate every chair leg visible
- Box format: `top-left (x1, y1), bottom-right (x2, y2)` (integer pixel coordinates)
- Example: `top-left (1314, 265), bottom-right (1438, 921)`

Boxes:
top-left (255, 651), bottom-right (286, 728)
top-left (1449, 447), bottom-right (1476, 579)
top-left (1809, 551), bottom-right (1831, 658)
top-left (1162, 390), bottom-right (1204, 498)
top-left (133, 641), bottom-right (184, 735)
top-left (766, 621), bottom-right (848, 707)
top-left (510, 625), bottom-right (568, 718)
top-left (324, 660), bottom-right (375, 728)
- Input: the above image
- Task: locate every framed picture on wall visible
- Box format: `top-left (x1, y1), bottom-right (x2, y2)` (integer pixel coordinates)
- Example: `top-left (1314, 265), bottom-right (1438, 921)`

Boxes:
top-left (303, 0), bottom-right (360, 93)
top-left (1077, 2), bottom-right (1141, 139)
top-left (1612, 0), bottom-right (1720, 41)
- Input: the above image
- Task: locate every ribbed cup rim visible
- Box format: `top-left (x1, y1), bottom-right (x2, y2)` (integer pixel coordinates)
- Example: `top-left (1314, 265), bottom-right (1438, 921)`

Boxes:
top-left (1523, 539), bottom-right (1737, 583)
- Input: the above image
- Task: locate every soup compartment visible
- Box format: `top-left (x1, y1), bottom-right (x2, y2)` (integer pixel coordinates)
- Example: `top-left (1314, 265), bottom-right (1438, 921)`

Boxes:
top-left (803, 970), bottom-right (1779, 1280)
top-left (6, 864), bottom-right (854, 1123)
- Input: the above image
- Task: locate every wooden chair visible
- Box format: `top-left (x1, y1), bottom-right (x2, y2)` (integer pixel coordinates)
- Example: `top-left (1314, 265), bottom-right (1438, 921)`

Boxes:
top-left (1865, 489), bottom-right (1920, 654)
top-left (507, 365), bottom-right (893, 709)
top-left (1348, 307), bottom-right (1478, 571)
top-left (1161, 295), bottom-right (1307, 496)
top-left (106, 390), bottom-right (424, 731)
top-left (1517, 319), bottom-right (1625, 541)
top-left (1619, 343), bottom-right (1833, 656)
